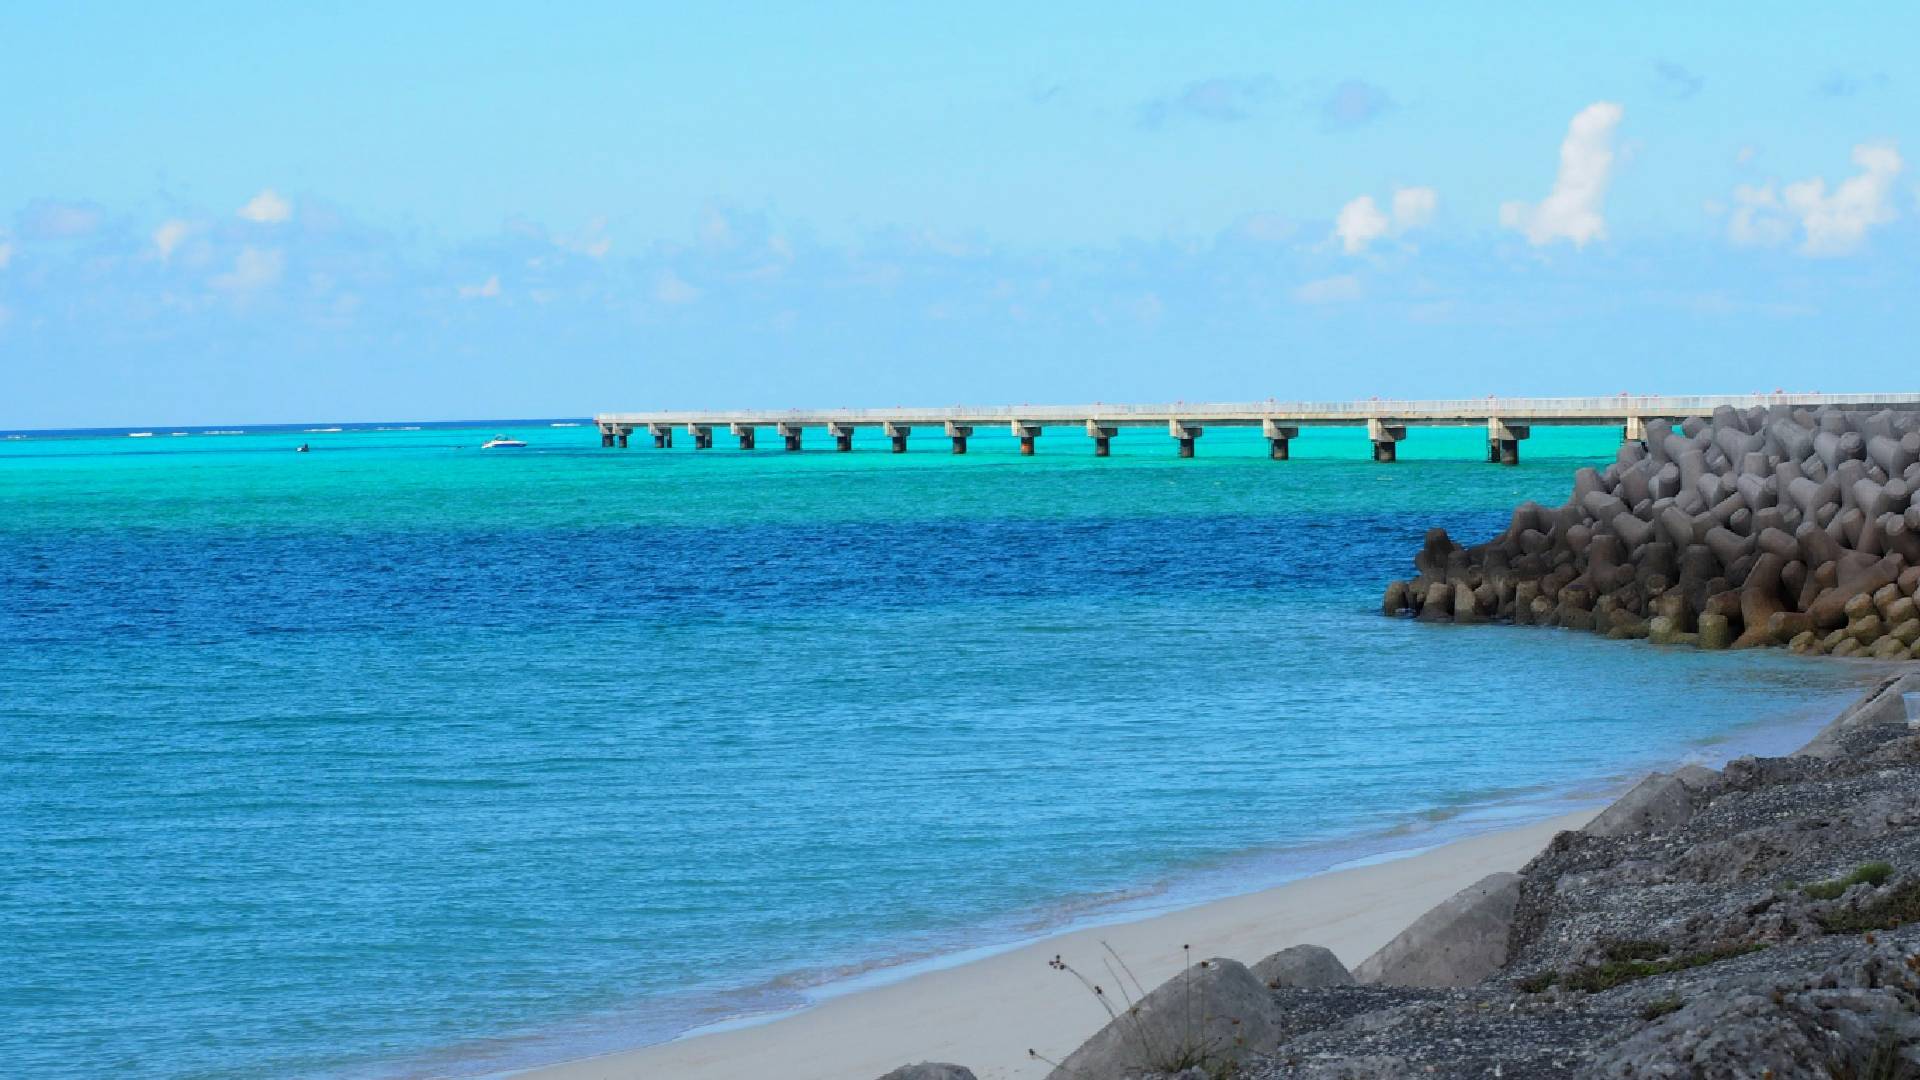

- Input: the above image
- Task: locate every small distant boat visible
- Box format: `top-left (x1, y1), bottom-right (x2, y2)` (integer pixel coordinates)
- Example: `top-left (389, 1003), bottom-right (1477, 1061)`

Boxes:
top-left (481, 435), bottom-right (528, 449)
top-left (128, 432), bottom-right (154, 438)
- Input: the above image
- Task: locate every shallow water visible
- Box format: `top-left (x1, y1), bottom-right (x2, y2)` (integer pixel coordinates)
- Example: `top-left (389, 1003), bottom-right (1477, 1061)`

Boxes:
top-left (0, 422), bottom-right (1878, 1078)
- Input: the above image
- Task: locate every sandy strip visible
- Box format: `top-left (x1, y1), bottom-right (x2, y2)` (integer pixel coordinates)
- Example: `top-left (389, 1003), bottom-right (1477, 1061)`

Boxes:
top-left (515, 809), bottom-right (1594, 1080)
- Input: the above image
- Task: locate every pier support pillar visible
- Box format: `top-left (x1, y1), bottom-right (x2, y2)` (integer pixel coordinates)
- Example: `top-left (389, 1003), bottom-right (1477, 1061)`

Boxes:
top-left (1011, 421), bottom-right (1041, 456)
top-left (777, 423), bottom-right (804, 452)
top-left (829, 422), bottom-right (855, 452)
top-left (1624, 416), bottom-right (1671, 446)
top-left (1486, 419), bottom-right (1529, 466)
top-left (601, 429), bottom-right (615, 448)
top-left (1169, 419), bottom-right (1202, 459)
top-left (617, 431), bottom-right (628, 448)
top-left (1262, 421), bottom-right (1299, 461)
top-left (883, 422), bottom-right (911, 453)
top-left (649, 423), bottom-right (674, 449)
top-left (688, 424), bottom-right (713, 450)
top-left (945, 422), bottom-right (973, 455)
top-left (1366, 419), bottom-right (1404, 463)
top-left (730, 423), bottom-right (756, 450)
top-left (1085, 421), bottom-right (1117, 457)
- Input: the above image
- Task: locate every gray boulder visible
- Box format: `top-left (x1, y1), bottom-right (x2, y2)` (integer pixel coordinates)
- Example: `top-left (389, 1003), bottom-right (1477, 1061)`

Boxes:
top-left (1798, 670), bottom-right (1919, 758)
top-left (1351, 873), bottom-right (1521, 988)
top-left (1044, 958), bottom-right (1279, 1080)
top-left (1670, 763), bottom-right (1721, 795)
top-left (1587, 942), bottom-right (1920, 1079)
top-left (1250, 944), bottom-right (1354, 988)
top-left (1584, 772), bottom-right (1697, 838)
top-left (874, 1066), bottom-right (977, 1080)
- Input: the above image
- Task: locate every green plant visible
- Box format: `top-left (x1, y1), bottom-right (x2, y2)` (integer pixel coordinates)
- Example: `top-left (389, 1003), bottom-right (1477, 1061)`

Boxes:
top-left (1516, 970), bottom-right (1557, 993)
top-left (1803, 862), bottom-right (1897, 901)
top-left (1559, 941), bottom-right (1766, 993)
top-left (1826, 1030), bottom-right (1920, 1080)
top-left (1818, 880), bottom-right (1920, 934)
top-left (1601, 940), bottom-right (1669, 962)
top-left (1637, 996), bottom-right (1684, 1022)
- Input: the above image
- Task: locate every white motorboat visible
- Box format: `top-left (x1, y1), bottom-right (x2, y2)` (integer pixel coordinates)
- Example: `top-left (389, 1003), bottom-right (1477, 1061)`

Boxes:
top-left (481, 435), bottom-right (528, 449)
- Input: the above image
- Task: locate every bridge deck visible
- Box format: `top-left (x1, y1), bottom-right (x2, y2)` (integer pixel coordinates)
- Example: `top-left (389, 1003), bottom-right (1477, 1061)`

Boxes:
top-left (597, 393), bottom-right (1920, 431)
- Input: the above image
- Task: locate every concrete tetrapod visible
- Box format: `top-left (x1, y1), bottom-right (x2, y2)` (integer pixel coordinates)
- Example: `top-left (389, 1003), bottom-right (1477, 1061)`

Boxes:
top-left (1381, 406), bottom-right (1920, 661)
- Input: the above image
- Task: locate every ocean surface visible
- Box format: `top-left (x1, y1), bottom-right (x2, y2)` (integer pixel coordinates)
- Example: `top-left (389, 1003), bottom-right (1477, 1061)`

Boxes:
top-left (0, 420), bottom-right (1880, 1079)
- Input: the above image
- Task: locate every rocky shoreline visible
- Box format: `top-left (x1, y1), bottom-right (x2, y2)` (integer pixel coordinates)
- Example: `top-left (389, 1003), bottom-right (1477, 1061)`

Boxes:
top-left (1382, 406), bottom-right (1920, 659)
top-left (879, 672), bottom-right (1920, 1079)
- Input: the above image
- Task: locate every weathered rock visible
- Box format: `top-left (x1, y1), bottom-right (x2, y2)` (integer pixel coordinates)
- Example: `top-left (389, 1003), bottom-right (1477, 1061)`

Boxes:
top-left (1380, 580), bottom-right (1408, 616)
top-left (1353, 874), bottom-right (1521, 988)
top-left (1869, 635), bottom-right (1908, 659)
top-left (1645, 615), bottom-right (1684, 645)
top-left (1584, 772), bottom-right (1697, 838)
top-left (876, 1065), bottom-right (978, 1080)
top-left (1799, 671), bottom-right (1917, 756)
top-left (1452, 580), bottom-right (1481, 624)
top-left (1044, 958), bottom-right (1279, 1080)
top-left (1886, 595), bottom-right (1917, 626)
top-left (1587, 944), bottom-right (1920, 1080)
top-left (1252, 944), bottom-right (1356, 989)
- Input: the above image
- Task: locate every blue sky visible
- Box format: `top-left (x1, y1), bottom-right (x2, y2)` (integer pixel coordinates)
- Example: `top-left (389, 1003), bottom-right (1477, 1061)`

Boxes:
top-left (1, 2), bottom-right (1916, 427)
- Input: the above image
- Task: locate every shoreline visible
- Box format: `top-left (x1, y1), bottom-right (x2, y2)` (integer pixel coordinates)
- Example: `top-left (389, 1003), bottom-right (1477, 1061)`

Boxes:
top-left (468, 681), bottom-right (1867, 1080)
top-left (509, 809), bottom-right (1596, 1080)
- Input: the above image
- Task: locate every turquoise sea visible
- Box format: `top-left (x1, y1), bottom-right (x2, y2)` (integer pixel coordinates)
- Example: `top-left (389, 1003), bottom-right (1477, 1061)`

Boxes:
top-left (0, 420), bottom-right (1879, 1078)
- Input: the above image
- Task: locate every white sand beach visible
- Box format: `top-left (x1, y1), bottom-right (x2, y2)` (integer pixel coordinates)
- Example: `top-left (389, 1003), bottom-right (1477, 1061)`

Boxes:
top-left (518, 809), bottom-right (1594, 1080)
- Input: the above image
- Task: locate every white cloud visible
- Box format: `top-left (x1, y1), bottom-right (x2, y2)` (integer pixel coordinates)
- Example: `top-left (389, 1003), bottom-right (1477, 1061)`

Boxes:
top-left (1392, 187), bottom-right (1438, 231)
top-left (1333, 186), bottom-right (1438, 253)
top-left (459, 275), bottom-right (502, 300)
top-left (237, 189), bottom-right (292, 224)
top-left (1727, 184), bottom-right (1794, 248)
top-left (20, 200), bottom-right (102, 238)
top-left (1333, 196), bottom-right (1389, 254)
top-left (211, 247), bottom-right (284, 293)
top-left (1720, 142), bottom-right (1902, 256)
top-left (1783, 142), bottom-right (1902, 256)
top-left (559, 217), bottom-right (613, 258)
top-left (153, 219), bottom-right (192, 260)
top-left (654, 271), bottom-right (700, 305)
top-left (1293, 273), bottom-right (1363, 304)
top-left (1499, 102), bottom-right (1623, 248)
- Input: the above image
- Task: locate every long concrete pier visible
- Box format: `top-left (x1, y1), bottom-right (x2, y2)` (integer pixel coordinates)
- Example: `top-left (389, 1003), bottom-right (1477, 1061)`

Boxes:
top-left (594, 394), bottom-right (1920, 462)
